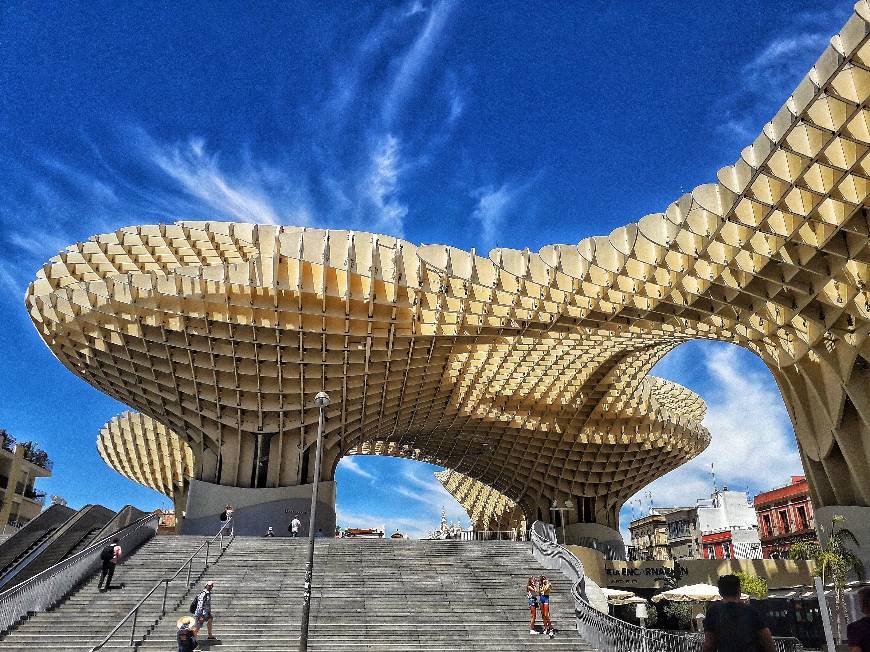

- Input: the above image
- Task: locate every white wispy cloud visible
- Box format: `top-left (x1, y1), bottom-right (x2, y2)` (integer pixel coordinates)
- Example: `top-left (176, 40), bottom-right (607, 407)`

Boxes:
top-left (382, 0), bottom-right (455, 126)
top-left (134, 130), bottom-right (306, 225)
top-left (740, 32), bottom-right (828, 105)
top-left (364, 134), bottom-right (408, 236)
top-left (620, 344), bottom-right (801, 536)
top-left (337, 456), bottom-right (378, 482)
top-left (471, 176), bottom-right (539, 250)
top-left (715, 3), bottom-right (852, 145)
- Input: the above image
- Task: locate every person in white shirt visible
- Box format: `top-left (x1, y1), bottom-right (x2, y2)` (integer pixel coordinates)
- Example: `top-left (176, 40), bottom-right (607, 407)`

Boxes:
top-left (289, 515), bottom-right (301, 537)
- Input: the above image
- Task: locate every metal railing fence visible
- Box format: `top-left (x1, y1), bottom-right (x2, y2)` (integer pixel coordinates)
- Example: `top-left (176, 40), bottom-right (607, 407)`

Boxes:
top-left (530, 520), bottom-right (804, 652)
top-left (0, 510), bottom-right (159, 635)
top-left (88, 518), bottom-right (234, 651)
top-left (450, 529), bottom-right (522, 541)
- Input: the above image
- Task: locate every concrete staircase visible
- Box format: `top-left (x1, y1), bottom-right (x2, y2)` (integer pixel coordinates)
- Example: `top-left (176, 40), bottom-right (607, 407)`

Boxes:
top-left (0, 535), bottom-right (216, 651)
top-left (0, 536), bottom-right (596, 651)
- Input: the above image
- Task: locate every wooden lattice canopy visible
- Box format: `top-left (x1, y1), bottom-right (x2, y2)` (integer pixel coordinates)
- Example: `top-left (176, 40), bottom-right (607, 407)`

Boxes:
top-left (26, 3), bottom-right (870, 527)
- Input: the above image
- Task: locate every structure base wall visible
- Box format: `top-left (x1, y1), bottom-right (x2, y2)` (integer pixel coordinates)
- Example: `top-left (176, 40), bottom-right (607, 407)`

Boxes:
top-left (562, 522), bottom-right (626, 560)
top-left (179, 479), bottom-right (336, 537)
top-left (814, 505), bottom-right (870, 570)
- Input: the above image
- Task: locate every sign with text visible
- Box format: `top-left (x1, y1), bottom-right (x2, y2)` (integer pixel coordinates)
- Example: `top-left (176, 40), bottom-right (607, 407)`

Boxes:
top-left (603, 558), bottom-right (815, 590)
top-left (605, 561), bottom-right (689, 589)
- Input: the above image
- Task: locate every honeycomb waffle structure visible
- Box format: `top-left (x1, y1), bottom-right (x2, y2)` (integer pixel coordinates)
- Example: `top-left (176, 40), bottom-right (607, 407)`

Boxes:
top-left (26, 3), bottom-right (870, 526)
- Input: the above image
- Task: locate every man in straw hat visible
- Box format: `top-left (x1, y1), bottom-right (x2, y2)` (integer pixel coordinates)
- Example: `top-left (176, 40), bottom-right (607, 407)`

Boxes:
top-left (176, 615), bottom-right (197, 652)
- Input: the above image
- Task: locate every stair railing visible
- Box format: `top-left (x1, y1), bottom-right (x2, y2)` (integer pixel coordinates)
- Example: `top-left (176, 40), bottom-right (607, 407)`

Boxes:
top-left (0, 510), bottom-right (160, 635)
top-left (88, 518), bottom-right (234, 651)
top-left (530, 520), bottom-right (804, 652)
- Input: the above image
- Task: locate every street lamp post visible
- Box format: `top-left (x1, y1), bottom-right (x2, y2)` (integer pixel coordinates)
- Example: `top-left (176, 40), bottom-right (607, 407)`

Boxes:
top-left (549, 500), bottom-right (574, 545)
top-left (299, 390), bottom-right (330, 652)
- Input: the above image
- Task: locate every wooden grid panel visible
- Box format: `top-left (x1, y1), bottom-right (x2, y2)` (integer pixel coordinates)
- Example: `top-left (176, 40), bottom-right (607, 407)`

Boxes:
top-left (97, 411), bottom-right (194, 500)
top-left (434, 469), bottom-right (524, 530)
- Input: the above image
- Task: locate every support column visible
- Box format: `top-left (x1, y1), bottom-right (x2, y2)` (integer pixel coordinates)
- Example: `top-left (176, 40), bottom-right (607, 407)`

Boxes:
top-left (775, 342), bottom-right (870, 567)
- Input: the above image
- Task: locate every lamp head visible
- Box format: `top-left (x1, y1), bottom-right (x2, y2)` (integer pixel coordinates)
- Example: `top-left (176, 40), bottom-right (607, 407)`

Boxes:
top-left (314, 391), bottom-right (331, 408)
top-left (551, 500), bottom-right (558, 509)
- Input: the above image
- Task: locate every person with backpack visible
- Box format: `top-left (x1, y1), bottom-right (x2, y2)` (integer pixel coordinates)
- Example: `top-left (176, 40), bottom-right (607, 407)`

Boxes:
top-left (289, 515), bottom-right (301, 538)
top-left (191, 580), bottom-right (216, 640)
top-left (97, 538), bottom-right (122, 591)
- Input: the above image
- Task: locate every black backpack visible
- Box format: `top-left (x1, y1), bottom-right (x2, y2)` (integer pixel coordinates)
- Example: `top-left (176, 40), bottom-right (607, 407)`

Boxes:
top-left (100, 545), bottom-right (114, 562)
top-left (220, 510), bottom-right (227, 522)
top-left (189, 596), bottom-right (198, 614)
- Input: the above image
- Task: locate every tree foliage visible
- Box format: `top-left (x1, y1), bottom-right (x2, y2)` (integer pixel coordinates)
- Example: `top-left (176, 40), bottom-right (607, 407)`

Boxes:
top-left (734, 571), bottom-right (768, 598)
top-left (788, 515), bottom-right (865, 586)
top-left (788, 514), bottom-right (864, 642)
top-left (662, 601), bottom-right (693, 629)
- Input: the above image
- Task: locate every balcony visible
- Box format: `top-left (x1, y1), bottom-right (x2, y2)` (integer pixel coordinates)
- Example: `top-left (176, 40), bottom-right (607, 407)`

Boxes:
top-left (21, 488), bottom-right (46, 504)
top-left (22, 446), bottom-right (52, 472)
top-left (15, 483), bottom-right (46, 504)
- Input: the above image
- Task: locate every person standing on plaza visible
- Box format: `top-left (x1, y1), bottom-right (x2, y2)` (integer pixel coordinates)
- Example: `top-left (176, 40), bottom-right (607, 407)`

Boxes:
top-left (220, 504), bottom-right (234, 535)
top-left (97, 537), bottom-right (122, 591)
top-left (527, 577), bottom-right (539, 634)
top-left (192, 580), bottom-right (216, 641)
top-left (847, 586), bottom-right (870, 651)
top-left (702, 574), bottom-right (775, 652)
top-left (538, 575), bottom-right (554, 636)
top-left (289, 514), bottom-right (301, 538)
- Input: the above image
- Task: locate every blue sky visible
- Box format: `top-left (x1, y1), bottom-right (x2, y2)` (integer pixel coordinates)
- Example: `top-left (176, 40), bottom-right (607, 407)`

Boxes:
top-left (0, 1), bottom-right (854, 538)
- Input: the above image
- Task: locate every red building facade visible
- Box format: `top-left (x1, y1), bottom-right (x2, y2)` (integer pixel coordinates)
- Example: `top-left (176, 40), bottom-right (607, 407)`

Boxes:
top-left (754, 476), bottom-right (817, 559)
top-left (701, 530), bottom-right (734, 560)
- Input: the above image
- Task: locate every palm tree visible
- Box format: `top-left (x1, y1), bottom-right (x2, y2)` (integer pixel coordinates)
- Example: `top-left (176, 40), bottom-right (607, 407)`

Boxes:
top-left (789, 514), bottom-right (865, 642)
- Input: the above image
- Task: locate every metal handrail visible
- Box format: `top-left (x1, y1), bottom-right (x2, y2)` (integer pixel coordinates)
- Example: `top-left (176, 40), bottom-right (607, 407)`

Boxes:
top-left (88, 518), bottom-right (234, 651)
top-left (0, 510), bottom-right (160, 635)
top-left (529, 520), bottom-right (805, 652)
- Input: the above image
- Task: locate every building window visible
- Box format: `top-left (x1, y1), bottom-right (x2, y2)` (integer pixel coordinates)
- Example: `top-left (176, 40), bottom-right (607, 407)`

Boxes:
top-left (723, 544), bottom-right (732, 559)
top-left (778, 510), bottom-right (790, 534)
top-left (706, 545), bottom-right (715, 559)
top-left (762, 513), bottom-right (772, 537)
top-left (796, 505), bottom-right (809, 531)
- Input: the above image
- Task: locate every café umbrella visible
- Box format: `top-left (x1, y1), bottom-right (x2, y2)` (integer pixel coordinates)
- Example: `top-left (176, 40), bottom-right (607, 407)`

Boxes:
top-left (651, 583), bottom-right (748, 603)
top-left (601, 588), bottom-right (643, 605)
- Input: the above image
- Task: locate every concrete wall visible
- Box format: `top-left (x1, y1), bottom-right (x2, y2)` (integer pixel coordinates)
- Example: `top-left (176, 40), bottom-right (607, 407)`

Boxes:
top-left (179, 479), bottom-right (336, 537)
top-left (566, 545), bottom-right (607, 586)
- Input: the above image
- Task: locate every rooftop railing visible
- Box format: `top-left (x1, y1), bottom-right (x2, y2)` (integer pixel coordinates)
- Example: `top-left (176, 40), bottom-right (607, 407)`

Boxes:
top-left (88, 518), bottom-right (234, 651)
top-left (0, 510), bottom-right (159, 635)
top-left (450, 529), bottom-right (521, 541)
